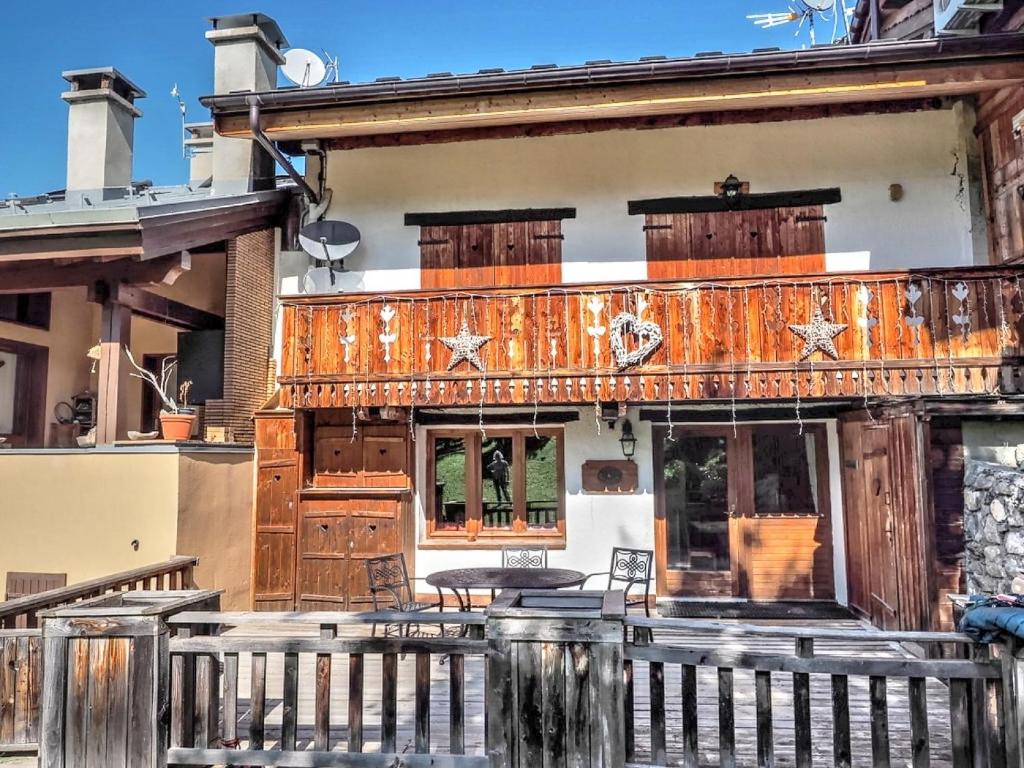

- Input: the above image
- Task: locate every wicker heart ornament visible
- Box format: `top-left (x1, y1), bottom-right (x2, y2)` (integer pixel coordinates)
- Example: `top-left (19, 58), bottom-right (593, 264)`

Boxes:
top-left (609, 312), bottom-right (663, 368)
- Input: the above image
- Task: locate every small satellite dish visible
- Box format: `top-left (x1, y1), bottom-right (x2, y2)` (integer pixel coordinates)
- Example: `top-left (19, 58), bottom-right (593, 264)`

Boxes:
top-left (299, 220), bottom-right (361, 263)
top-left (801, 0), bottom-right (835, 10)
top-left (282, 48), bottom-right (328, 87)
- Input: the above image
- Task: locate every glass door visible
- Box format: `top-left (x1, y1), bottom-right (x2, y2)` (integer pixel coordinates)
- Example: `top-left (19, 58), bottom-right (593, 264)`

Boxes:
top-left (655, 427), bottom-right (738, 597)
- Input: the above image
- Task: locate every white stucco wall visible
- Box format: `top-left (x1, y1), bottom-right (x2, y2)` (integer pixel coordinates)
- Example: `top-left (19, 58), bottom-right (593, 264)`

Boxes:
top-left (280, 107), bottom-right (976, 296)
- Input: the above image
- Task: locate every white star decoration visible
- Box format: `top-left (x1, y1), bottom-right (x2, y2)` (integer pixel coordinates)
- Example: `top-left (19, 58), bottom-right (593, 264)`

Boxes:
top-left (440, 321), bottom-right (491, 371)
top-left (788, 304), bottom-right (848, 361)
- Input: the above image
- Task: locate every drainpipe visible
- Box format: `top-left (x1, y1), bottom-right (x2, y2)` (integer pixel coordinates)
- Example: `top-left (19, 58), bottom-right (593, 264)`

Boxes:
top-left (249, 100), bottom-right (320, 205)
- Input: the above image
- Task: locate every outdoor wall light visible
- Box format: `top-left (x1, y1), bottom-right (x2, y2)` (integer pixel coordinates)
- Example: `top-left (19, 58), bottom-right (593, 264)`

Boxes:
top-left (619, 419), bottom-right (637, 459)
top-left (720, 173), bottom-right (744, 207)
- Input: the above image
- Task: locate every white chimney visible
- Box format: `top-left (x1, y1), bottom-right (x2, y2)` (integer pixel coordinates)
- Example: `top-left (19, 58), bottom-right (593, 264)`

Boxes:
top-left (184, 122), bottom-right (214, 187)
top-left (206, 13), bottom-right (288, 195)
top-left (61, 68), bottom-right (145, 202)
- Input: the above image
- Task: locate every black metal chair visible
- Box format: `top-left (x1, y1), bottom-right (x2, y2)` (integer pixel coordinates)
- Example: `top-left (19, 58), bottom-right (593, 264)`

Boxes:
top-left (501, 545), bottom-right (548, 568)
top-left (365, 553), bottom-right (444, 638)
top-left (580, 547), bottom-right (654, 617)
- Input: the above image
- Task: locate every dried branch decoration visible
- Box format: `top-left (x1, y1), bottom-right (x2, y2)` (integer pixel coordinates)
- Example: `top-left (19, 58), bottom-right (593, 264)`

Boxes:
top-left (123, 347), bottom-right (180, 413)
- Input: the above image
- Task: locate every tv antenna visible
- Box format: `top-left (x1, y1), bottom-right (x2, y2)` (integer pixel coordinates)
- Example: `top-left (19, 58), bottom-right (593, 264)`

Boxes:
top-left (748, 0), bottom-right (853, 45)
top-left (170, 83), bottom-right (188, 159)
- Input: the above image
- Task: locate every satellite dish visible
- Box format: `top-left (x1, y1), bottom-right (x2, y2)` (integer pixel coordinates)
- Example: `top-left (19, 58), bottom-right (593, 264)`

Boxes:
top-left (282, 48), bottom-right (328, 87)
top-left (299, 220), bottom-right (361, 263)
top-left (800, 0), bottom-right (835, 10)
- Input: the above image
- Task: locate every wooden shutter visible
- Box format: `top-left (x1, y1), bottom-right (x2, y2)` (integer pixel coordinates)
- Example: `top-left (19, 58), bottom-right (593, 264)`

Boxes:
top-left (645, 207), bottom-right (826, 279)
top-left (4, 572), bottom-right (66, 600)
top-left (419, 220), bottom-right (563, 289)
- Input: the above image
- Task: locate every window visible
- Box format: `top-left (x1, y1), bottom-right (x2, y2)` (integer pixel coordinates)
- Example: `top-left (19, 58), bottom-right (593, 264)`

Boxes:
top-left (407, 209), bottom-right (575, 289)
top-left (0, 292), bottom-right (51, 330)
top-left (0, 338), bottom-right (48, 447)
top-left (751, 424), bottom-right (826, 517)
top-left (427, 427), bottom-right (564, 543)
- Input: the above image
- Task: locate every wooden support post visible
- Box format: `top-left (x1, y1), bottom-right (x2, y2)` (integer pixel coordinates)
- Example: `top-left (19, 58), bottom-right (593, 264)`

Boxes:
top-left (485, 589), bottom-right (626, 768)
top-left (37, 589), bottom-right (220, 768)
top-left (95, 295), bottom-right (131, 445)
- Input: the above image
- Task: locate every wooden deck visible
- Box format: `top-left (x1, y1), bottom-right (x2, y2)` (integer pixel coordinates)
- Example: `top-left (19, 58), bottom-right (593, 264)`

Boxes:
top-left (211, 615), bottom-right (957, 767)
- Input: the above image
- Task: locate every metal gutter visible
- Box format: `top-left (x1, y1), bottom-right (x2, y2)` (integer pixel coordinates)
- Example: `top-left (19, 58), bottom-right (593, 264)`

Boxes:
top-left (202, 33), bottom-right (1024, 114)
top-left (249, 102), bottom-right (319, 204)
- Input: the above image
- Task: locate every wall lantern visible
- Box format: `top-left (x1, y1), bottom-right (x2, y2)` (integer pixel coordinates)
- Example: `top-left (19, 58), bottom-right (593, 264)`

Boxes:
top-left (619, 419), bottom-right (637, 459)
top-left (720, 174), bottom-right (744, 207)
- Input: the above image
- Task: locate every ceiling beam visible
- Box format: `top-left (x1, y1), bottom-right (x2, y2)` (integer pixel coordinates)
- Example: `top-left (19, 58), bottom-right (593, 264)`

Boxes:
top-left (89, 283), bottom-right (223, 331)
top-left (0, 252), bottom-right (192, 293)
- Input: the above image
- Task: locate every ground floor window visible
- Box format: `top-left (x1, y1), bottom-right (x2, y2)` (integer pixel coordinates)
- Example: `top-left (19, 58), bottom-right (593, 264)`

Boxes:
top-left (426, 427), bottom-right (564, 543)
top-left (0, 338), bottom-right (48, 447)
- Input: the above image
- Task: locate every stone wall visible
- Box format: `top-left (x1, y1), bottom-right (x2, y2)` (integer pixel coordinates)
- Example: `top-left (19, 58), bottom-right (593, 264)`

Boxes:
top-left (964, 456), bottom-right (1024, 593)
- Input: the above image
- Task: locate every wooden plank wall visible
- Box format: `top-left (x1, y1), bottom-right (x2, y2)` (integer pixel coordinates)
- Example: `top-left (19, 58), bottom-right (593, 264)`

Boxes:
top-left (419, 220), bottom-right (562, 289)
top-left (979, 86), bottom-right (1024, 263)
top-left (645, 206), bottom-right (826, 279)
top-left (0, 632), bottom-right (41, 752)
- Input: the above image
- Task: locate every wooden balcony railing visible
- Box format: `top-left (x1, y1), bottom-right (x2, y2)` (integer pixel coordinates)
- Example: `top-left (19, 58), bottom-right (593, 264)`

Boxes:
top-left (279, 266), bottom-right (1024, 408)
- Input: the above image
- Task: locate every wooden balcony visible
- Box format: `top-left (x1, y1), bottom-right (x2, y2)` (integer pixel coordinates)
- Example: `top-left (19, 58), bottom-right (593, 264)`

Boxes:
top-left (279, 265), bottom-right (1024, 409)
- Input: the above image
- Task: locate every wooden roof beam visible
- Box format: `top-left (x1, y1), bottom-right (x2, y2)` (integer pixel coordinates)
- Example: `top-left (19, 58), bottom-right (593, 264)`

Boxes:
top-left (0, 252), bottom-right (192, 293)
top-left (88, 281), bottom-right (223, 331)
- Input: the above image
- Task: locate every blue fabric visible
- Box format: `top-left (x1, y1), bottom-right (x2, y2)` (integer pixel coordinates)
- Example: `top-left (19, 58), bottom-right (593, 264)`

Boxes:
top-left (960, 604), bottom-right (1024, 643)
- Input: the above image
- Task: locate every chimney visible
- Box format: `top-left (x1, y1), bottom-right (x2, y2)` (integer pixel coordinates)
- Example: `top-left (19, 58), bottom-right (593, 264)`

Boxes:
top-left (184, 122), bottom-right (214, 187)
top-left (206, 13), bottom-right (288, 195)
top-left (61, 68), bottom-right (145, 202)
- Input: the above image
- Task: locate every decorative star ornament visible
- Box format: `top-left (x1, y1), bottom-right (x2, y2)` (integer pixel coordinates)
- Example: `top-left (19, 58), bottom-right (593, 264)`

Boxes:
top-left (440, 321), bottom-right (491, 371)
top-left (788, 304), bottom-right (848, 361)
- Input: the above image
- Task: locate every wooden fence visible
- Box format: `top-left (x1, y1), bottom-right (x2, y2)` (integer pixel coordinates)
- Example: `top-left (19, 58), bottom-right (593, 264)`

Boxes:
top-left (27, 589), bottom-right (1024, 768)
top-left (0, 557), bottom-right (197, 757)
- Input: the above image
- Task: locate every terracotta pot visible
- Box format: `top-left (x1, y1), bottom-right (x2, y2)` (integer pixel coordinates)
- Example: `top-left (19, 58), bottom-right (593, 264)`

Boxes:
top-left (159, 412), bottom-right (197, 441)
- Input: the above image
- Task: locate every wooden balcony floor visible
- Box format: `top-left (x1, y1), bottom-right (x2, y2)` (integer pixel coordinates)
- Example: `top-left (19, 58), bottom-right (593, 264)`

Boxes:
top-left (204, 613), bottom-right (958, 768)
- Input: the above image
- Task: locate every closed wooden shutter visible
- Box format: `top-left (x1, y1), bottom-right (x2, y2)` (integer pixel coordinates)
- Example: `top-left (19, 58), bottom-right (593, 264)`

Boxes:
top-left (4, 572), bottom-right (66, 600)
top-left (645, 206), bottom-right (826, 279)
top-left (419, 220), bottom-right (563, 288)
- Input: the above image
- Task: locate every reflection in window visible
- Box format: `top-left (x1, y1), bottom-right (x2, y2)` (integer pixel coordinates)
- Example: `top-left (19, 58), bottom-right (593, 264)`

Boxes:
top-left (663, 436), bottom-right (730, 571)
top-left (481, 436), bottom-right (514, 529)
top-left (433, 436), bottom-right (467, 530)
top-left (752, 427), bottom-right (820, 516)
top-left (525, 435), bottom-right (558, 529)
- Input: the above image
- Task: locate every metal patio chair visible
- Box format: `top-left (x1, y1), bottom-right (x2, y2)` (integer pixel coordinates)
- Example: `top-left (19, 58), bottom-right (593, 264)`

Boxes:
top-left (501, 545), bottom-right (549, 568)
top-left (580, 547), bottom-right (654, 617)
top-left (365, 553), bottom-right (445, 638)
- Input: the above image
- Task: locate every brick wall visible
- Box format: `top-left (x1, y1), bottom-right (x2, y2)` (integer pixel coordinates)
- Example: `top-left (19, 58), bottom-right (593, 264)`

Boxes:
top-left (205, 228), bottom-right (275, 443)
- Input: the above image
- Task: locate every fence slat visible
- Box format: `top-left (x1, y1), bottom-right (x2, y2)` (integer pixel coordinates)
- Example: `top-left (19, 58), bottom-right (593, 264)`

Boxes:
top-left (649, 660), bottom-right (666, 765)
top-left (950, 678), bottom-right (972, 768)
top-left (623, 658), bottom-right (634, 764)
top-left (565, 642), bottom-right (590, 768)
top-left (755, 670), bottom-right (774, 768)
top-left (282, 651), bottom-right (299, 752)
top-left (222, 652), bottom-right (238, 747)
top-left (793, 638), bottom-right (813, 768)
top-left (348, 653), bottom-right (363, 753)
top-left (450, 653), bottom-right (465, 756)
top-left (516, 640), bottom-right (544, 767)
top-left (986, 675), bottom-right (1007, 768)
top-left (680, 663), bottom-right (697, 768)
top-left (831, 674), bottom-right (851, 768)
top-left (542, 642), bottom-right (566, 768)
top-left (870, 675), bottom-right (891, 768)
top-left (382, 652), bottom-right (397, 753)
top-left (318, 624), bottom-right (335, 753)
top-left (719, 667), bottom-right (736, 768)
top-left (909, 676), bottom-right (930, 768)
top-left (249, 652), bottom-right (267, 751)
top-left (415, 652), bottom-right (430, 753)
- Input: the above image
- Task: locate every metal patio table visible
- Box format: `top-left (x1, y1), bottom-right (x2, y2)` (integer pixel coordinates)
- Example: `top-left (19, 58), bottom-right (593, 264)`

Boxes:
top-left (425, 566), bottom-right (587, 611)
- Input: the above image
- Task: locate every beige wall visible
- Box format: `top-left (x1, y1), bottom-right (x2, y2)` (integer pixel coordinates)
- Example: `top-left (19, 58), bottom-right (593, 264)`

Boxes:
top-left (176, 451), bottom-right (253, 609)
top-left (0, 288), bottom-right (95, 446)
top-left (0, 448), bottom-right (253, 609)
top-left (0, 451), bottom-right (180, 586)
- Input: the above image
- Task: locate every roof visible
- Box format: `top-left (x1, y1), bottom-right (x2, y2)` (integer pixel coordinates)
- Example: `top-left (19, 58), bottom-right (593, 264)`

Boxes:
top-left (201, 32), bottom-right (1024, 114)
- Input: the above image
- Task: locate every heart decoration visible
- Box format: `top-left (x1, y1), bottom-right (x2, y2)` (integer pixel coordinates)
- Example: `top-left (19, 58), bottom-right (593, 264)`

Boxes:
top-left (609, 312), bottom-right (663, 368)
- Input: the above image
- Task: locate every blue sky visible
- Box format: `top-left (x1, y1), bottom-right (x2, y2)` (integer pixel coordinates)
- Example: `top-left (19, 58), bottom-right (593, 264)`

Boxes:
top-left (1, 1), bottom-right (834, 195)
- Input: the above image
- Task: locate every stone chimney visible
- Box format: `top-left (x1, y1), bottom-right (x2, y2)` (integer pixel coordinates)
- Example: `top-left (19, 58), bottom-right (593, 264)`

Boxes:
top-left (206, 13), bottom-right (288, 195)
top-left (61, 68), bottom-right (145, 202)
top-left (184, 122), bottom-right (214, 187)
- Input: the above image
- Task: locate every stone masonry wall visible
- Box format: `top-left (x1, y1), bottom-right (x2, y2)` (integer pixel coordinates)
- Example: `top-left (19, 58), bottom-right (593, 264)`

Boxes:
top-left (964, 456), bottom-right (1024, 594)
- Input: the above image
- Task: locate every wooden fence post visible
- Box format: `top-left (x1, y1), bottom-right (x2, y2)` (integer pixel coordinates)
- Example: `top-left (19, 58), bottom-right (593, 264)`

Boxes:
top-left (38, 590), bottom-right (220, 768)
top-left (485, 589), bottom-right (626, 768)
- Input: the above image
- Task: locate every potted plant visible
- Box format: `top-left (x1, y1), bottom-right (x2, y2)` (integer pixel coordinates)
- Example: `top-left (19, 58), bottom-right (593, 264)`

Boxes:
top-left (124, 349), bottom-right (197, 441)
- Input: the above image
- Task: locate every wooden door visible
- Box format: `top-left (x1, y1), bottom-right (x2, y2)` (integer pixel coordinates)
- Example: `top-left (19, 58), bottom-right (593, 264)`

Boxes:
top-left (253, 413), bottom-right (301, 611)
top-left (298, 496), bottom-right (401, 611)
top-left (861, 426), bottom-right (901, 629)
